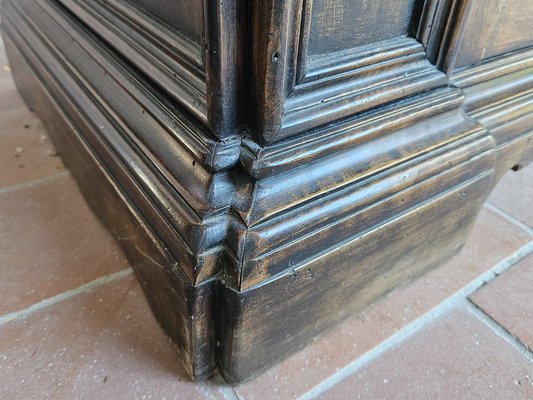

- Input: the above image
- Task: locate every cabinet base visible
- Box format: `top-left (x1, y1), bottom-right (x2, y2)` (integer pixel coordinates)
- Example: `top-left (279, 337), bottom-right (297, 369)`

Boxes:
top-left (2, 0), bottom-right (532, 383)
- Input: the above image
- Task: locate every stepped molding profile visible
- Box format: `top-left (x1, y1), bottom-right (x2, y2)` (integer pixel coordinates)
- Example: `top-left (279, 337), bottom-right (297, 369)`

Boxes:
top-left (2, 0), bottom-right (531, 383)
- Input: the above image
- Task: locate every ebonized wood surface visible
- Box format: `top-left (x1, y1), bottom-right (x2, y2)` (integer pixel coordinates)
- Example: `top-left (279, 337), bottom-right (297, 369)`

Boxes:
top-left (1, 0), bottom-right (532, 383)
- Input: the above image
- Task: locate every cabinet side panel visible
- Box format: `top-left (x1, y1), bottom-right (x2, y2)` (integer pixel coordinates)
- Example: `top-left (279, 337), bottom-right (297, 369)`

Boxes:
top-left (128, 0), bottom-right (205, 43)
top-left (3, 22), bottom-right (215, 380)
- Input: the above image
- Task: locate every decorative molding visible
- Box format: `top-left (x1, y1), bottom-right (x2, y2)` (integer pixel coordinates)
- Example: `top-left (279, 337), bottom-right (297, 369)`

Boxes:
top-left (55, 0), bottom-right (243, 138)
top-left (452, 47), bottom-right (533, 88)
top-left (2, 0), bottom-right (532, 385)
top-left (246, 0), bottom-right (457, 144)
top-left (416, 0), bottom-right (470, 71)
top-left (219, 148), bottom-right (495, 381)
top-left (99, 0), bottom-right (205, 67)
top-left (3, 34), bottom-right (217, 379)
top-left (452, 49), bottom-right (533, 177)
top-left (241, 88), bottom-right (463, 178)
top-left (279, 39), bottom-right (446, 142)
top-left (230, 87), bottom-right (494, 290)
top-left (58, 0), bottom-right (209, 125)
top-left (3, 0), bottom-right (240, 283)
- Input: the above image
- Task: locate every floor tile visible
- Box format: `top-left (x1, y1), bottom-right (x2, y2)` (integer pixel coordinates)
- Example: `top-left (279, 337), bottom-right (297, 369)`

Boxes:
top-left (488, 163), bottom-right (533, 229)
top-left (470, 254), bottom-right (533, 350)
top-left (0, 34), bottom-right (24, 111)
top-left (0, 174), bottom-right (129, 315)
top-left (321, 308), bottom-right (533, 400)
top-left (1, 48), bottom-right (9, 76)
top-left (0, 75), bottom-right (26, 114)
top-left (0, 108), bottom-right (64, 189)
top-left (0, 274), bottom-right (228, 400)
top-left (1, 37), bottom-right (10, 79)
top-left (234, 208), bottom-right (532, 400)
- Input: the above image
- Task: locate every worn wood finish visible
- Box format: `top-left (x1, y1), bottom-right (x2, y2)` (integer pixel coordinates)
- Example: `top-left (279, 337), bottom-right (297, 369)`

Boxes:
top-left (220, 167), bottom-right (493, 381)
top-left (2, 35), bottom-right (216, 380)
top-left (307, 0), bottom-right (421, 54)
top-left (451, 0), bottom-right (533, 69)
top-left (2, 0), bottom-right (241, 285)
top-left (1, 0), bottom-right (532, 384)
top-left (54, 0), bottom-right (242, 137)
top-left (129, 0), bottom-right (205, 41)
top-left (246, 0), bottom-right (448, 144)
top-left (452, 51), bottom-right (533, 180)
top-left (423, 0), bottom-right (533, 72)
top-left (230, 91), bottom-right (492, 290)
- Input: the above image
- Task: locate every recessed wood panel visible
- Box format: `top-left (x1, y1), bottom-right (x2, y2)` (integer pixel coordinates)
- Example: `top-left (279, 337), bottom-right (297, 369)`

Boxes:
top-left (307, 0), bottom-right (421, 57)
top-left (454, 0), bottom-right (533, 68)
top-left (128, 0), bottom-right (204, 42)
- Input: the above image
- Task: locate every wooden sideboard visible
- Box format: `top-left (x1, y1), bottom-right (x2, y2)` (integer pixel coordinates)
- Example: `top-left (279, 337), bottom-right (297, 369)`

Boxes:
top-left (2, 0), bottom-right (532, 383)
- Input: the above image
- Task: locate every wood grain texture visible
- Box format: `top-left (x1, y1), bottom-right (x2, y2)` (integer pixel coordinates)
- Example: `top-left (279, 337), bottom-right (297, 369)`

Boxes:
top-left (230, 109), bottom-right (493, 290)
top-left (129, 0), bottom-right (205, 42)
top-left (453, 0), bottom-right (533, 68)
top-left (246, 0), bottom-right (447, 144)
top-left (55, 0), bottom-right (243, 138)
top-left (57, 0), bottom-right (208, 124)
top-left (219, 165), bottom-right (494, 382)
top-left (426, 0), bottom-right (533, 73)
top-left (453, 49), bottom-right (533, 179)
top-left (2, 0), bottom-right (237, 284)
top-left (1, 0), bottom-right (532, 384)
top-left (3, 34), bottom-right (215, 380)
top-left (307, 0), bottom-right (421, 55)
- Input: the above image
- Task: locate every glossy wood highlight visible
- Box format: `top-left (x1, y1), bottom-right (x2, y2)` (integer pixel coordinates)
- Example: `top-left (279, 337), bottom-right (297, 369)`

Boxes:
top-left (1, 0), bottom-right (532, 384)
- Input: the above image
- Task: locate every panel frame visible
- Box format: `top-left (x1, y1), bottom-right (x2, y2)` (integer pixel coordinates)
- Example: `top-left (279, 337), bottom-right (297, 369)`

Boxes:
top-left (56, 0), bottom-right (243, 139)
top-left (246, 0), bottom-right (453, 144)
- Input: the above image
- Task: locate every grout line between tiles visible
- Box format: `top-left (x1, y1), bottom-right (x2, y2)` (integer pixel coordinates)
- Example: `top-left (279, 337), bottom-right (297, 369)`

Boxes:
top-left (0, 170), bottom-right (69, 195)
top-left (211, 374), bottom-right (241, 400)
top-left (484, 203), bottom-right (533, 236)
top-left (297, 239), bottom-right (533, 400)
top-left (232, 388), bottom-right (245, 400)
top-left (228, 387), bottom-right (243, 400)
top-left (464, 298), bottom-right (533, 362)
top-left (220, 387), bottom-right (241, 400)
top-left (0, 268), bottom-right (133, 326)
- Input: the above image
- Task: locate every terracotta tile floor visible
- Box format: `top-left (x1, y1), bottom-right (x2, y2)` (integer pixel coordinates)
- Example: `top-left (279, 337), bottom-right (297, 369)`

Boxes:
top-left (1, 38), bottom-right (533, 399)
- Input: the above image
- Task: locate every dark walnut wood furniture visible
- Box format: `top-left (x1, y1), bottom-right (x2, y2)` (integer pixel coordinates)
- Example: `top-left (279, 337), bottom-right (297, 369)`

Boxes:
top-left (2, 0), bottom-right (532, 383)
